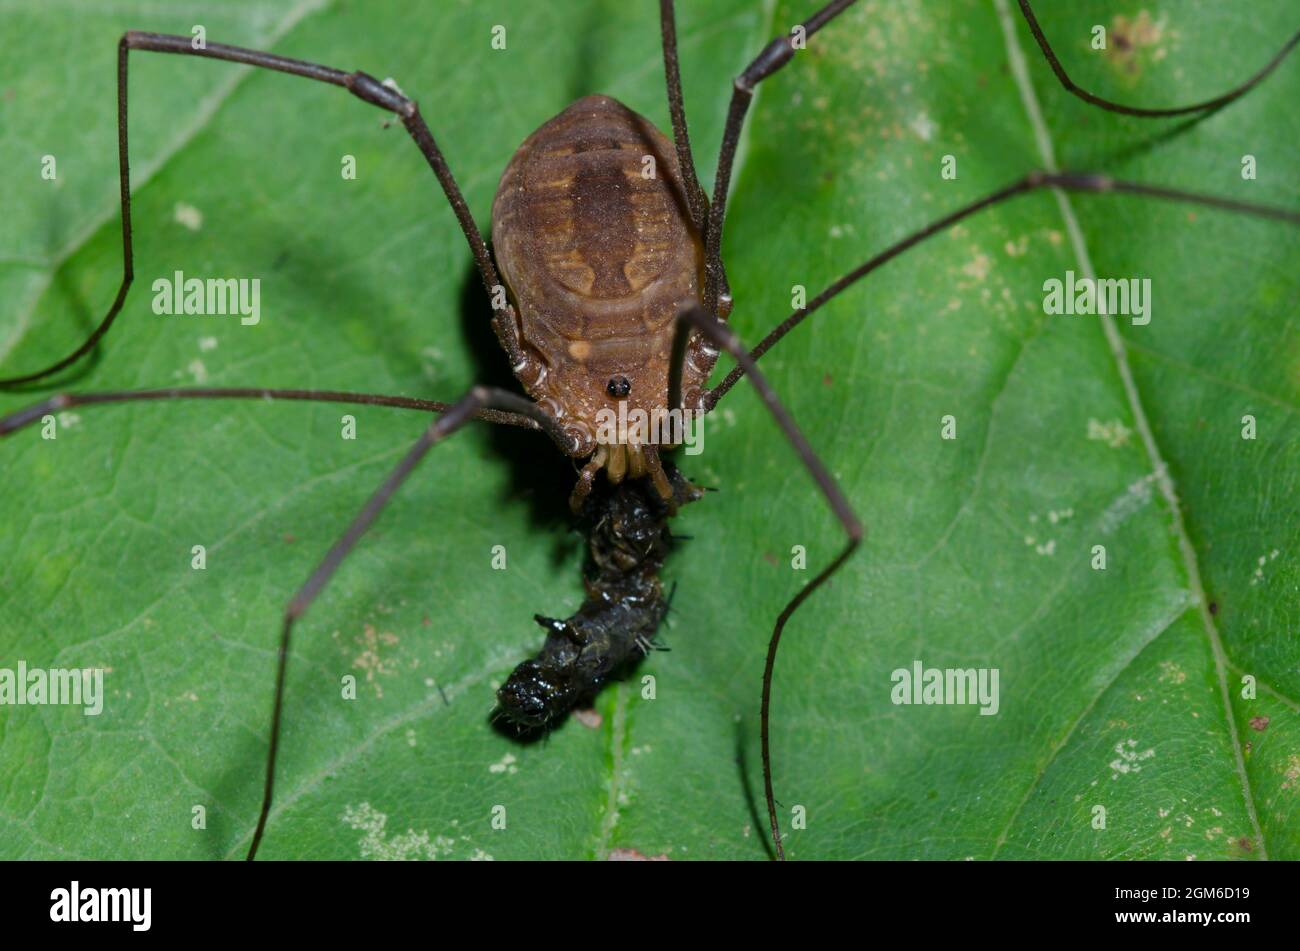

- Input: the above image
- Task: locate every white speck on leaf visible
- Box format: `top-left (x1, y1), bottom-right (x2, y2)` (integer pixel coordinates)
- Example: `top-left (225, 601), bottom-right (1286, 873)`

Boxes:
top-left (1109, 739), bottom-right (1155, 779)
top-left (342, 802), bottom-right (453, 860)
top-left (961, 252), bottom-right (991, 281)
top-left (174, 202), bottom-right (203, 231)
top-left (1088, 417), bottom-right (1133, 449)
top-left (1250, 548), bottom-right (1281, 586)
top-left (908, 111), bottom-right (936, 142)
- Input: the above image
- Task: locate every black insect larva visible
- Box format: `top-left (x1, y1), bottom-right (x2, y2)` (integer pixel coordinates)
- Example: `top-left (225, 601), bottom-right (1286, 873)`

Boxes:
top-left (497, 465), bottom-right (701, 728)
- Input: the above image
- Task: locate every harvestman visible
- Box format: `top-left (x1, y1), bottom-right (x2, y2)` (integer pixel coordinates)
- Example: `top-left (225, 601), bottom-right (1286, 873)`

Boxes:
top-left (2, 0), bottom-right (1298, 860)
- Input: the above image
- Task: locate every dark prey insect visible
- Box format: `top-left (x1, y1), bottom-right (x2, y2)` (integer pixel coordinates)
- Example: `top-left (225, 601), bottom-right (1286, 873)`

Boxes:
top-left (497, 465), bottom-right (701, 729)
top-left (1, 0), bottom-right (1298, 861)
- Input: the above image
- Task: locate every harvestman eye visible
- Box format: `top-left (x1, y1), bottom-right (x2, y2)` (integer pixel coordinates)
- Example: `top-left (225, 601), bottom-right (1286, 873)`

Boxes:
top-left (0, 0), bottom-right (1297, 863)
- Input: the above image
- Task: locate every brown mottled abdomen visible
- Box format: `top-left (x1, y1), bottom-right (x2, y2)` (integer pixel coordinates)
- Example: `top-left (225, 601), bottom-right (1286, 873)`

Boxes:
top-left (491, 95), bottom-right (715, 456)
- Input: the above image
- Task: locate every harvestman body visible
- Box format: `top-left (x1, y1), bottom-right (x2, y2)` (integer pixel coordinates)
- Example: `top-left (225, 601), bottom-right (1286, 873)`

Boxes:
top-left (491, 94), bottom-right (722, 505)
top-left (1, 0), bottom-right (1297, 861)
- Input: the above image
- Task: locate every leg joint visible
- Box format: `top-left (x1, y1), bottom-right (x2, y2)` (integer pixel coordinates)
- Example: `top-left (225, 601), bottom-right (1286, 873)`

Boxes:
top-left (738, 36), bottom-right (795, 91)
top-left (346, 71), bottom-right (415, 117)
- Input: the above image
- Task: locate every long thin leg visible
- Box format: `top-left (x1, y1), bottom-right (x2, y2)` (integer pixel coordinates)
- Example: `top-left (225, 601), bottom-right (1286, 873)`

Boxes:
top-left (669, 305), bottom-right (862, 861)
top-left (658, 0), bottom-right (708, 234)
top-left (658, 0), bottom-right (732, 317)
top-left (1018, 0), bottom-right (1300, 118)
top-left (707, 172), bottom-right (1300, 406)
top-left (702, 0), bottom-right (858, 314)
top-left (0, 32), bottom-right (532, 387)
top-left (245, 386), bottom-right (570, 860)
top-left (0, 386), bottom-right (545, 437)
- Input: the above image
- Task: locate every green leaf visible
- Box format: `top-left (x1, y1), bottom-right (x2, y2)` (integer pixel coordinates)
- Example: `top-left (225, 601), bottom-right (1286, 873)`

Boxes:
top-left (1, 0), bottom-right (1296, 860)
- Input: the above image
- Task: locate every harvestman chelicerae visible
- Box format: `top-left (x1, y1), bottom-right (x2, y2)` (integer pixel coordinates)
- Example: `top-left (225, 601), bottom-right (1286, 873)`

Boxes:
top-left (1, 0), bottom-right (1298, 860)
